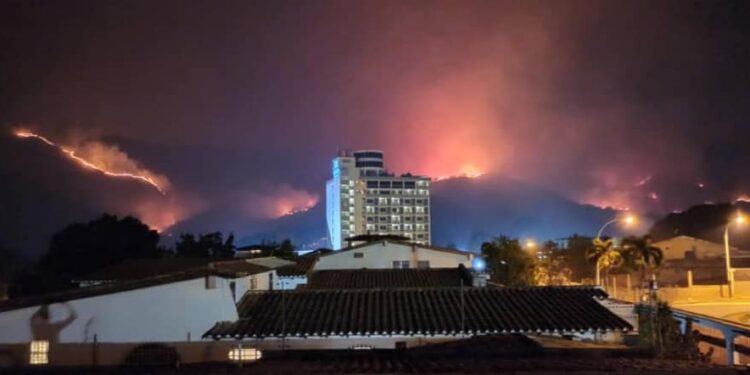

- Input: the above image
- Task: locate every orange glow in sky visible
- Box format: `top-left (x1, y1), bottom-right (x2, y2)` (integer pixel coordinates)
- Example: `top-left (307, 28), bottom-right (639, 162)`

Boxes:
top-left (434, 164), bottom-right (486, 182)
top-left (14, 129), bottom-right (169, 195)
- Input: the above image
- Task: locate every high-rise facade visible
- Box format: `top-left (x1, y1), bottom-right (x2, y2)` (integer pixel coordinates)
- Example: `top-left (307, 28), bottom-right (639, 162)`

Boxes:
top-left (326, 150), bottom-right (431, 250)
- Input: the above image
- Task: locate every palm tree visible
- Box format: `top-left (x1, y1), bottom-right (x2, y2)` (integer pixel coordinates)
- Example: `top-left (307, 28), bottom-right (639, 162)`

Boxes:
top-left (621, 235), bottom-right (663, 284)
top-left (587, 238), bottom-right (623, 285)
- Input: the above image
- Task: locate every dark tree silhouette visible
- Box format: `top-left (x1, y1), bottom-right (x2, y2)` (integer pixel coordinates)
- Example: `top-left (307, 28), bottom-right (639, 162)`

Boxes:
top-left (0, 244), bottom-right (24, 283)
top-left (481, 236), bottom-right (537, 286)
top-left (38, 214), bottom-right (163, 285)
top-left (562, 234), bottom-right (596, 281)
top-left (174, 232), bottom-right (235, 258)
top-left (621, 235), bottom-right (664, 283)
top-left (276, 238), bottom-right (295, 258)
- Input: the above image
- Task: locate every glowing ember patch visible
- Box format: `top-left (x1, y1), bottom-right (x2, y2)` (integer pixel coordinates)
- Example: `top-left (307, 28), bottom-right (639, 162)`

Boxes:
top-left (648, 192), bottom-right (659, 200)
top-left (634, 176), bottom-right (652, 187)
top-left (14, 130), bottom-right (169, 195)
top-left (276, 196), bottom-right (319, 217)
top-left (434, 165), bottom-right (485, 182)
top-left (243, 186), bottom-right (320, 219)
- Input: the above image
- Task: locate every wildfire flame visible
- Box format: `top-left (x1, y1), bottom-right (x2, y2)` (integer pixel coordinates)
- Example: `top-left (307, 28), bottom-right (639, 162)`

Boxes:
top-left (434, 165), bottom-right (485, 182)
top-left (14, 130), bottom-right (169, 195)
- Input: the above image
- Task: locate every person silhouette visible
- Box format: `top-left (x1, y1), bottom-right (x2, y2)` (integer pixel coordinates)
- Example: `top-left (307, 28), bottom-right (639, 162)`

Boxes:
top-left (30, 303), bottom-right (77, 343)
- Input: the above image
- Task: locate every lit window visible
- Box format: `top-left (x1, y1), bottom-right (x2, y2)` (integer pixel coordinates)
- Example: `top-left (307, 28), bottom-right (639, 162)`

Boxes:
top-left (228, 347), bottom-right (262, 362)
top-left (29, 340), bottom-right (49, 365)
top-left (352, 344), bottom-right (373, 350)
top-left (393, 260), bottom-right (410, 269)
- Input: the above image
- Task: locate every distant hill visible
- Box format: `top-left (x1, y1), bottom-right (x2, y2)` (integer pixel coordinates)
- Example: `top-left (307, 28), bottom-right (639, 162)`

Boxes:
top-left (1, 131), bottom-right (654, 256)
top-left (649, 202), bottom-right (750, 250)
top-left (429, 175), bottom-right (623, 250)
top-left (194, 174), bottom-right (628, 251)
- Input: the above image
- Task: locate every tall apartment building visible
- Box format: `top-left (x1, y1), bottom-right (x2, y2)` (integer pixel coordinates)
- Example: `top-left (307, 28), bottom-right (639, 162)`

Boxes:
top-left (326, 150), bottom-right (431, 250)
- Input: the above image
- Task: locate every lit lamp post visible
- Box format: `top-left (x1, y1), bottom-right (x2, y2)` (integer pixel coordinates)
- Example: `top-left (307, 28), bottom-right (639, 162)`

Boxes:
top-left (724, 212), bottom-right (746, 298)
top-left (593, 214), bottom-right (636, 285)
top-left (596, 214), bottom-right (636, 240)
top-left (524, 239), bottom-right (537, 258)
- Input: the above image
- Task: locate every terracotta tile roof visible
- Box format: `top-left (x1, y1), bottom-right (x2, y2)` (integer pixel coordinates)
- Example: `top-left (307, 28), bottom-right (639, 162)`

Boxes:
top-left (204, 287), bottom-right (631, 339)
top-left (305, 268), bottom-right (472, 289)
top-left (276, 256), bottom-right (318, 277)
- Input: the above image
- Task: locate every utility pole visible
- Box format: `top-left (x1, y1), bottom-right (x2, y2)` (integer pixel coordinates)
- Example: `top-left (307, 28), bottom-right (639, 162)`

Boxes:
top-left (460, 278), bottom-right (465, 338)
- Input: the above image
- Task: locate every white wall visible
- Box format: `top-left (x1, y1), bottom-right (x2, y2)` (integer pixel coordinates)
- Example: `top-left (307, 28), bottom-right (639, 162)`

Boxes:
top-left (229, 335), bottom-right (461, 351)
top-left (232, 270), bottom-right (276, 301)
top-left (315, 241), bottom-right (472, 270)
top-left (654, 236), bottom-right (726, 260)
top-left (0, 277), bottom-right (239, 344)
top-left (275, 276), bottom-right (307, 290)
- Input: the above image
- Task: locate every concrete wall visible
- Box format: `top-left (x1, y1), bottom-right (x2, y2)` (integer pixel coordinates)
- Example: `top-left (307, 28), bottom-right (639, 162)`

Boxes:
top-left (653, 236), bottom-right (726, 260)
top-left (227, 336), bottom-right (460, 351)
top-left (0, 277), bottom-right (239, 344)
top-left (0, 341), bottom-right (244, 367)
top-left (605, 274), bottom-right (750, 303)
top-left (315, 242), bottom-right (472, 270)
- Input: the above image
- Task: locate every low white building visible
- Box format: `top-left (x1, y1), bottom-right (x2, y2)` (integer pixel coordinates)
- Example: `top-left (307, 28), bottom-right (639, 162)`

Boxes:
top-left (653, 235), bottom-right (737, 261)
top-left (314, 240), bottom-right (473, 271)
top-left (0, 261), bottom-right (279, 345)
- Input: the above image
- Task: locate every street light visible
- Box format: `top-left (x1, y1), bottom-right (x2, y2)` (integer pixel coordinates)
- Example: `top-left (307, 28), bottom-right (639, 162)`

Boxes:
top-left (723, 212), bottom-right (746, 298)
top-left (596, 214), bottom-right (637, 240)
top-left (593, 214), bottom-right (637, 285)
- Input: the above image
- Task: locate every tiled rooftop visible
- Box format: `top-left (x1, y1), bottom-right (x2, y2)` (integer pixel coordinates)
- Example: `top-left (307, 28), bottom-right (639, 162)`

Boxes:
top-left (276, 256), bottom-right (318, 277)
top-left (305, 268), bottom-right (472, 289)
top-left (204, 287), bottom-right (630, 339)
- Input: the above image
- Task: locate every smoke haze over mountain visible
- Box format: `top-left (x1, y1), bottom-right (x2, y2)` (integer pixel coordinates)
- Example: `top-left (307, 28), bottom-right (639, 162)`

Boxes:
top-left (2, 1), bottom-right (750, 254)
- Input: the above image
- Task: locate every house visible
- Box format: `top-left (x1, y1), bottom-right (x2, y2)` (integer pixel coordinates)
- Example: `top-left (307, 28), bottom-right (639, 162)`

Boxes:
top-left (652, 235), bottom-right (736, 261)
top-left (314, 240), bottom-right (473, 271)
top-left (0, 265), bottom-right (278, 367)
top-left (0, 267), bottom-right (273, 345)
top-left (275, 255), bottom-right (318, 290)
top-left (204, 286), bottom-right (632, 350)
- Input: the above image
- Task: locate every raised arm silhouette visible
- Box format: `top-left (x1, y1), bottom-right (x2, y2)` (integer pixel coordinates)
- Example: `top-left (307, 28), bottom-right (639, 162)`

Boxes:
top-left (30, 303), bottom-right (77, 343)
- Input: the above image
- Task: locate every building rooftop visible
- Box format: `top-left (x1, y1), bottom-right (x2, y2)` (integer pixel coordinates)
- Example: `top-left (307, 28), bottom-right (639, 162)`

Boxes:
top-left (243, 256), bottom-right (296, 269)
top-left (77, 258), bottom-right (271, 283)
top-left (204, 286), bottom-right (629, 339)
top-left (77, 258), bottom-right (213, 282)
top-left (0, 270), bottom-right (231, 313)
top-left (334, 239), bottom-right (473, 257)
top-left (276, 256), bottom-right (318, 277)
top-left (305, 267), bottom-right (472, 290)
top-left (0, 260), bottom-right (272, 313)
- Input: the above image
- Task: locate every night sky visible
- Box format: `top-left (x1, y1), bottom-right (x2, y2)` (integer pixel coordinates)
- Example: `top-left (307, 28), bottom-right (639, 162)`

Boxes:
top-left (1, 0), bottom-right (750, 254)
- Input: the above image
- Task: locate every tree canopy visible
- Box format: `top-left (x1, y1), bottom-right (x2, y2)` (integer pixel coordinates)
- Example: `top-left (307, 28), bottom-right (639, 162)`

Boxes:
top-left (174, 232), bottom-right (235, 258)
top-left (38, 214), bottom-right (163, 285)
top-left (620, 235), bottom-right (663, 281)
top-left (481, 236), bottom-right (538, 286)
